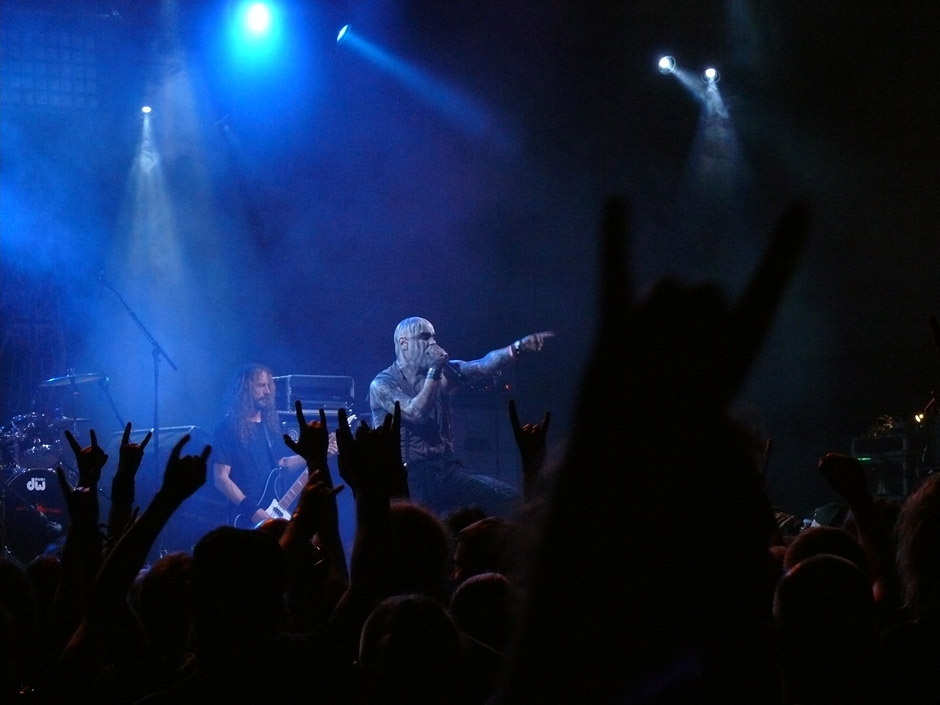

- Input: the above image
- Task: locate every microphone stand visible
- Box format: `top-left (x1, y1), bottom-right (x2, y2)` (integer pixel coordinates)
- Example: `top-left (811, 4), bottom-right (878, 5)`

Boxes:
top-left (100, 276), bottom-right (178, 479)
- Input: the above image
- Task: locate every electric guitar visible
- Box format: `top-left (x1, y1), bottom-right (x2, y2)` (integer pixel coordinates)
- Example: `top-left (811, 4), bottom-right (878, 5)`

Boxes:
top-left (233, 414), bottom-right (356, 529)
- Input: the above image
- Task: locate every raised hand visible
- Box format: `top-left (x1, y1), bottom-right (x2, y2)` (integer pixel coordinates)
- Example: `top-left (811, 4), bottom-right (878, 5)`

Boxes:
top-left (158, 434), bottom-right (210, 504)
top-left (335, 409), bottom-right (365, 496)
top-left (291, 469), bottom-right (344, 538)
top-left (590, 197), bottom-right (809, 417)
top-left (283, 400), bottom-right (330, 471)
top-left (336, 403), bottom-right (406, 498)
top-left (64, 428), bottom-right (108, 488)
top-left (509, 399), bottom-right (550, 460)
top-left (509, 399), bottom-right (550, 496)
top-left (427, 345), bottom-right (449, 372)
top-left (495, 197), bottom-right (811, 705)
top-left (107, 422), bottom-right (151, 544)
top-left (514, 331), bottom-right (555, 354)
top-left (117, 422), bottom-right (152, 479)
top-left (818, 452), bottom-right (870, 505)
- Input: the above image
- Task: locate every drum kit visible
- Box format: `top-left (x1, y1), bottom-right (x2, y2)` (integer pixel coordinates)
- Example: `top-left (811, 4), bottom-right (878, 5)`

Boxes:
top-left (1, 371), bottom-right (102, 566)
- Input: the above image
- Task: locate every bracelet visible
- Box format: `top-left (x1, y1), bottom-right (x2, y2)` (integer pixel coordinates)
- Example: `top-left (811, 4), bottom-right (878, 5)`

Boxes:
top-left (237, 497), bottom-right (255, 515)
top-left (427, 366), bottom-right (443, 380)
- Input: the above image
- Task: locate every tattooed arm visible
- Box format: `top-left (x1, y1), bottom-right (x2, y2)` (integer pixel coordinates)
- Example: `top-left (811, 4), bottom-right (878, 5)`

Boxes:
top-left (369, 369), bottom-right (441, 425)
top-left (450, 331), bottom-right (554, 382)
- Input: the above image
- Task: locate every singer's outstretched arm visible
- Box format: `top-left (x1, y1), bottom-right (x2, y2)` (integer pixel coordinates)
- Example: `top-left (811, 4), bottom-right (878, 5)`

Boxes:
top-left (451, 330), bottom-right (554, 381)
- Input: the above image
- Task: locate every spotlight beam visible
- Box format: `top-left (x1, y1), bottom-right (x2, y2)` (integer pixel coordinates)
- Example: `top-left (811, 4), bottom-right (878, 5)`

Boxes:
top-left (336, 27), bottom-right (516, 147)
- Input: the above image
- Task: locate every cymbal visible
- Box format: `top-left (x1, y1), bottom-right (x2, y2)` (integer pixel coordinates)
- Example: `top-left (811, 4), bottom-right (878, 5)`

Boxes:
top-left (51, 416), bottom-right (91, 428)
top-left (39, 372), bottom-right (105, 388)
top-left (12, 412), bottom-right (47, 428)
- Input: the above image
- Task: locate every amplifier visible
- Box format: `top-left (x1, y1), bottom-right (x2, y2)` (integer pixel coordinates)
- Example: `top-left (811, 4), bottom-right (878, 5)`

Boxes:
top-left (273, 375), bottom-right (355, 414)
top-left (851, 432), bottom-right (911, 499)
top-left (277, 408), bottom-right (365, 439)
top-left (851, 434), bottom-right (907, 456)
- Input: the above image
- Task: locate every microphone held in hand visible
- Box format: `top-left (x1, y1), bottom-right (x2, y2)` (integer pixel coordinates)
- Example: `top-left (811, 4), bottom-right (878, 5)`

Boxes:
top-left (443, 361), bottom-right (464, 382)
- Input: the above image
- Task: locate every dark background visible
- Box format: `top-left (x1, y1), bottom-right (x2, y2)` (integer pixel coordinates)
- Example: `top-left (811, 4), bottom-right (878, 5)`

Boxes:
top-left (2, 0), bottom-right (939, 526)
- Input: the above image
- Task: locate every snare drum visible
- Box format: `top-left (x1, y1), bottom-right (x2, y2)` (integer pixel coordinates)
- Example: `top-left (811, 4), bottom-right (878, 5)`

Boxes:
top-left (1, 468), bottom-right (68, 565)
top-left (20, 442), bottom-right (63, 469)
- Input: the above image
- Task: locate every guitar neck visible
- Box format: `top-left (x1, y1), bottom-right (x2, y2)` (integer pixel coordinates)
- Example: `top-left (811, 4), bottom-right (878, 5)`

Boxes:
top-left (278, 468), bottom-right (310, 510)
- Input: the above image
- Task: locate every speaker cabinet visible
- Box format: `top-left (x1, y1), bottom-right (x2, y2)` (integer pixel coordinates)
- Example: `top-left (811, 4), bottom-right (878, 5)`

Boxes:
top-left (851, 432), bottom-right (911, 500)
top-left (449, 392), bottom-right (520, 488)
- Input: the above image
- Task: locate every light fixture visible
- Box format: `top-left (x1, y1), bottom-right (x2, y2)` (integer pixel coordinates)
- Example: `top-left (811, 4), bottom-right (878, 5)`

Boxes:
top-left (336, 24), bottom-right (350, 44)
top-left (141, 105), bottom-right (152, 114)
top-left (703, 67), bottom-right (719, 82)
top-left (658, 56), bottom-right (676, 74)
top-left (245, 2), bottom-right (271, 35)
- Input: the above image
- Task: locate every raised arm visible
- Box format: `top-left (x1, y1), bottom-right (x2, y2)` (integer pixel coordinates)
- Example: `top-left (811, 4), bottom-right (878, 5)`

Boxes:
top-left (508, 399), bottom-right (551, 501)
top-left (817, 452), bottom-right (899, 607)
top-left (335, 404), bottom-right (404, 603)
top-left (452, 331), bottom-right (554, 382)
top-left (48, 429), bottom-right (109, 645)
top-left (279, 402), bottom-right (349, 627)
top-left (93, 435), bottom-right (209, 607)
top-left (496, 197), bottom-right (810, 705)
top-left (53, 435), bottom-right (209, 695)
top-left (106, 422), bottom-right (152, 546)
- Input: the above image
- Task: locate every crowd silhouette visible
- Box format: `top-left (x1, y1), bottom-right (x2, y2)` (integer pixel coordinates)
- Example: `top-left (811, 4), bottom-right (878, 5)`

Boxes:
top-left (3, 197), bottom-right (939, 704)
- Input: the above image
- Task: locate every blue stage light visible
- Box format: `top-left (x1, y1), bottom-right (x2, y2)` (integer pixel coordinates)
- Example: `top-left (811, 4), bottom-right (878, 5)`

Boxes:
top-left (337, 24), bottom-right (350, 44)
top-left (245, 3), bottom-right (271, 35)
top-left (227, 1), bottom-right (284, 67)
top-left (658, 56), bottom-right (676, 74)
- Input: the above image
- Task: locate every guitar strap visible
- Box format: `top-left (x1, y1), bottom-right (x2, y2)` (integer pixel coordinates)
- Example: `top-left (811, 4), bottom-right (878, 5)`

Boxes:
top-left (261, 421), bottom-right (279, 471)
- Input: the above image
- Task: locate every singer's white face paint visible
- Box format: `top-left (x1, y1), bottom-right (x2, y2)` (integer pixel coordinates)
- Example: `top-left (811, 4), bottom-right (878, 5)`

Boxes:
top-left (394, 317), bottom-right (440, 370)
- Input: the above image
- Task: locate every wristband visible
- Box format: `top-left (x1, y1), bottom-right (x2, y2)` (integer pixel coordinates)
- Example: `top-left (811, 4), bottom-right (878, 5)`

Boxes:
top-left (427, 366), bottom-right (443, 380)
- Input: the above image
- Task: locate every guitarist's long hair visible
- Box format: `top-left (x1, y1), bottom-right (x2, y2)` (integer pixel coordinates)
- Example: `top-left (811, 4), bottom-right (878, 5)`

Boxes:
top-left (226, 363), bottom-right (282, 444)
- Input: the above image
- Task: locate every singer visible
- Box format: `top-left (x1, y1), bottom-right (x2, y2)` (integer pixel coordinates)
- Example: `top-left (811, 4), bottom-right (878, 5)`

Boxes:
top-left (369, 316), bottom-right (553, 518)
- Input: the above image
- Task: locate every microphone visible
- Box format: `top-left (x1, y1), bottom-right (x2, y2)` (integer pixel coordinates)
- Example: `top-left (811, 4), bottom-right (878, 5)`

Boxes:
top-left (443, 361), bottom-right (464, 382)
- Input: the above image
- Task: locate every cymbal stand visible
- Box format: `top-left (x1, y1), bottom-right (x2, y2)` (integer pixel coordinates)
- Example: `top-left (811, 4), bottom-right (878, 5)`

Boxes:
top-left (97, 376), bottom-right (127, 430)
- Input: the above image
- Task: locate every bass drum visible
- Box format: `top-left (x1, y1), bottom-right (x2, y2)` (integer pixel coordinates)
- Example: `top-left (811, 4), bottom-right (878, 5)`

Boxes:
top-left (1, 468), bottom-right (68, 565)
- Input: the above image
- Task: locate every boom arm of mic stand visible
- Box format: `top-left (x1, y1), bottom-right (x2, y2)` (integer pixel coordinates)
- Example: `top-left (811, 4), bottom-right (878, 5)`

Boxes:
top-left (102, 279), bottom-right (178, 371)
top-left (100, 276), bottom-right (177, 487)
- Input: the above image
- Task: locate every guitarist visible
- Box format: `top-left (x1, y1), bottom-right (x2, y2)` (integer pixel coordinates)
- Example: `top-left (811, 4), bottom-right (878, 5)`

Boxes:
top-left (212, 364), bottom-right (306, 527)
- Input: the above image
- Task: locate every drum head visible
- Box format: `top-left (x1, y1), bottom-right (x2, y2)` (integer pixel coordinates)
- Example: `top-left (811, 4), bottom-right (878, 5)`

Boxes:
top-left (2, 468), bottom-right (68, 565)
